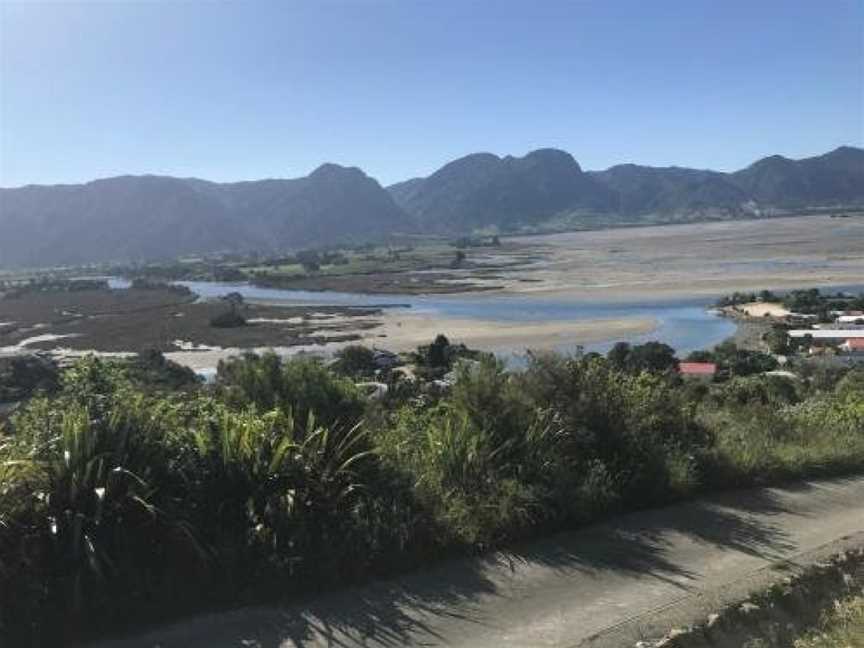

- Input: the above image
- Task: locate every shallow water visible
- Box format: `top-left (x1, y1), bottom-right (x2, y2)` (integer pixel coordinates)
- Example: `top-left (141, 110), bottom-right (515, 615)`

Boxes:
top-left (173, 280), bottom-right (737, 356)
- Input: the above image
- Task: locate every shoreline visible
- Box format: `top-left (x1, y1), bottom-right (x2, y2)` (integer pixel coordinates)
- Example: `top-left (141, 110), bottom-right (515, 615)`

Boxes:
top-left (158, 315), bottom-right (660, 372)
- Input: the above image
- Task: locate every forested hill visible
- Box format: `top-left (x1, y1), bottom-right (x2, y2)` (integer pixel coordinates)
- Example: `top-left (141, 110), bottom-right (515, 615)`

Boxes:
top-left (1, 146), bottom-right (861, 267)
top-left (0, 164), bottom-right (409, 267)
top-left (392, 146), bottom-right (864, 231)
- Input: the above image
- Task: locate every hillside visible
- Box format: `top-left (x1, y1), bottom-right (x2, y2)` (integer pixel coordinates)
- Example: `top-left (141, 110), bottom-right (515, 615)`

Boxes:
top-left (0, 165), bottom-right (408, 266)
top-left (393, 146), bottom-right (864, 229)
top-left (389, 148), bottom-right (615, 232)
top-left (731, 146), bottom-right (864, 207)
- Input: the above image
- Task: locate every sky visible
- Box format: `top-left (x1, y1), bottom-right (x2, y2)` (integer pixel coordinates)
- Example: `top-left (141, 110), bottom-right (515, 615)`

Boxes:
top-left (0, 0), bottom-right (862, 188)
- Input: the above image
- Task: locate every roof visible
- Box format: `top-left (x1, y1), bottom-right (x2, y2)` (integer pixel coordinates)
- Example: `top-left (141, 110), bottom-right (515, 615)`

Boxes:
top-left (678, 362), bottom-right (717, 375)
top-left (789, 330), bottom-right (864, 339)
top-left (844, 339), bottom-right (864, 350)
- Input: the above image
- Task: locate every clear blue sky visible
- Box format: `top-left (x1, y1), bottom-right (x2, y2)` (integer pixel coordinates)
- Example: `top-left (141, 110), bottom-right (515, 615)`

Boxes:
top-left (1, 0), bottom-right (862, 188)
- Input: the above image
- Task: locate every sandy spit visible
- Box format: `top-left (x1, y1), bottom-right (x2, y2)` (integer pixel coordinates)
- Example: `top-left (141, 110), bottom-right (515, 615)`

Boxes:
top-left (363, 312), bottom-right (658, 353)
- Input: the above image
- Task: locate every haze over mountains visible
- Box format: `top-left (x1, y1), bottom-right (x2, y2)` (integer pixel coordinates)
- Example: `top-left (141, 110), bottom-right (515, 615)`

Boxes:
top-left (1, 146), bottom-right (862, 267)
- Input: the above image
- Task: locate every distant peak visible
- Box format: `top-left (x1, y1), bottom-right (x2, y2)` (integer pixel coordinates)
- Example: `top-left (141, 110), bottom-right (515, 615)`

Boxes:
top-left (450, 152), bottom-right (501, 165)
top-left (434, 152), bottom-right (502, 177)
top-left (309, 163), bottom-right (366, 179)
top-left (825, 145), bottom-right (864, 157)
top-left (520, 148), bottom-right (581, 171)
top-left (523, 148), bottom-right (574, 161)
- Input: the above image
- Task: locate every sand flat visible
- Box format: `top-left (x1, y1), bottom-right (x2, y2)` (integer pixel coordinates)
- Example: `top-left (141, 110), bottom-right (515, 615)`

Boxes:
top-left (365, 312), bottom-right (658, 352)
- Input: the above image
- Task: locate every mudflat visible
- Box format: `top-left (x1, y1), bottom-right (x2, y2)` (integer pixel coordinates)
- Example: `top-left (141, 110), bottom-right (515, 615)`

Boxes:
top-left (0, 288), bottom-right (380, 355)
top-left (504, 214), bottom-right (864, 299)
top-left (2, 215), bottom-right (861, 365)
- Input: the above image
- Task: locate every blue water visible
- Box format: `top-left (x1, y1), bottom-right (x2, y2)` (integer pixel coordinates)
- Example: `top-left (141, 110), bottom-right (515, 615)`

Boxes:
top-left (172, 280), bottom-right (737, 356)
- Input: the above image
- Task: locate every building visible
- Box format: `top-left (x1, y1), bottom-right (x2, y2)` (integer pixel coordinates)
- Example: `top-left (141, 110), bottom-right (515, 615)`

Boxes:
top-left (838, 315), bottom-right (864, 325)
top-left (678, 362), bottom-right (717, 381)
top-left (788, 330), bottom-right (864, 340)
top-left (840, 339), bottom-right (864, 355)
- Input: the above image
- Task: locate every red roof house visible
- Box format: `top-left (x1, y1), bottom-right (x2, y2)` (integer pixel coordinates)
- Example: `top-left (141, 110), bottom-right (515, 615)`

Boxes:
top-left (841, 339), bottom-right (864, 353)
top-left (678, 362), bottom-right (718, 377)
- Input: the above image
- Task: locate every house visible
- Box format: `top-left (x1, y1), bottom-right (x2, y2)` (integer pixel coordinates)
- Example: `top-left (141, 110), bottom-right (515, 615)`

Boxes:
top-left (788, 330), bottom-right (864, 340)
top-left (678, 362), bottom-right (717, 381)
top-left (840, 339), bottom-right (864, 355)
top-left (785, 313), bottom-right (819, 325)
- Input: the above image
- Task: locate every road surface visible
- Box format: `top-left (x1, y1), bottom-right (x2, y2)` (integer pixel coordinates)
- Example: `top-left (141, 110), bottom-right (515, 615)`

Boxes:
top-left (93, 475), bottom-right (864, 648)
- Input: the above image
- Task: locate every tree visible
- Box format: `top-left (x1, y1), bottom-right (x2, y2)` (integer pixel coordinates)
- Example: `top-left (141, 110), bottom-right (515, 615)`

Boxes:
top-left (606, 342), bottom-right (631, 370)
top-left (712, 341), bottom-right (778, 377)
top-left (334, 345), bottom-right (377, 377)
top-left (763, 327), bottom-right (790, 355)
top-left (427, 334), bottom-right (451, 368)
top-left (297, 250), bottom-right (322, 273)
top-left (628, 342), bottom-right (678, 373)
top-left (686, 350), bottom-right (715, 363)
top-left (607, 341), bottom-right (677, 374)
top-left (210, 308), bottom-right (246, 328)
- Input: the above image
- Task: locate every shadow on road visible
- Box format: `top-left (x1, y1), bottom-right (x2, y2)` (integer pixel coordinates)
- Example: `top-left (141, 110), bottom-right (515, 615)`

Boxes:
top-left (115, 480), bottom-right (812, 647)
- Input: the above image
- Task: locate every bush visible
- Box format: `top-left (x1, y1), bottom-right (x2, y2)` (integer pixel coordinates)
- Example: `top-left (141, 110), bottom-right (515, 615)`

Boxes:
top-left (0, 355), bottom-right (59, 402)
top-left (712, 375), bottom-right (800, 407)
top-left (209, 308), bottom-right (246, 328)
top-left (333, 345), bottom-right (377, 378)
top-left (216, 353), bottom-right (365, 429)
top-left (607, 341), bottom-right (678, 374)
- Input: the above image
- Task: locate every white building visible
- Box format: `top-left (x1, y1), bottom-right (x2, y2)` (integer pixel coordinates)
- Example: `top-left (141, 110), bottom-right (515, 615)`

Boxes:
top-left (788, 330), bottom-right (864, 340)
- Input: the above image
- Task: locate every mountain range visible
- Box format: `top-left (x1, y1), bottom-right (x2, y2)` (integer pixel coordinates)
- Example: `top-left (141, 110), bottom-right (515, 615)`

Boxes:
top-left (1, 146), bottom-right (862, 267)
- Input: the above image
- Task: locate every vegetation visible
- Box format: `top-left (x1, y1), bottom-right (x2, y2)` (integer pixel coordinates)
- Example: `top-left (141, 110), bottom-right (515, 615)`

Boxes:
top-left (209, 307), bottom-right (246, 328)
top-left (0, 355), bottom-right (59, 402)
top-left (717, 287), bottom-right (864, 317)
top-left (794, 595), bottom-right (864, 647)
top-left (686, 340), bottom-right (778, 378)
top-left (607, 341), bottom-right (678, 374)
top-left (0, 277), bottom-right (109, 298)
top-left (3, 341), bottom-right (864, 644)
top-left (332, 345), bottom-right (378, 378)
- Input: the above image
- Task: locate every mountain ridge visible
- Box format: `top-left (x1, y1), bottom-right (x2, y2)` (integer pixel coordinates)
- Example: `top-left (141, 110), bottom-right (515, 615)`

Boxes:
top-left (1, 146), bottom-right (861, 267)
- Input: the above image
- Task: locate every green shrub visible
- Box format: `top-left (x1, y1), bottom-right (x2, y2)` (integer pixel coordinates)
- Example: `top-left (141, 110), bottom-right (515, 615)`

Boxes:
top-left (209, 308), bottom-right (246, 328)
top-left (216, 353), bottom-right (365, 428)
top-left (333, 345), bottom-right (377, 378)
